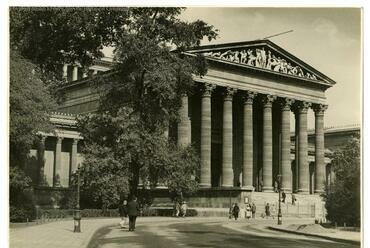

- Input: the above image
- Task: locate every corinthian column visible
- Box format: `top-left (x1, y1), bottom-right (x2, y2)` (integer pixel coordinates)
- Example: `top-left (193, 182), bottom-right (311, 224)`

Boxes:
top-left (54, 136), bottom-right (63, 187)
top-left (200, 84), bottom-right (215, 188)
top-left (241, 91), bottom-right (256, 190)
top-left (71, 139), bottom-right (79, 182)
top-left (222, 87), bottom-right (236, 187)
top-left (178, 94), bottom-right (191, 146)
top-left (295, 101), bottom-right (311, 194)
top-left (38, 136), bottom-right (47, 186)
top-left (62, 64), bottom-right (68, 80)
top-left (280, 98), bottom-right (294, 192)
top-left (72, 66), bottom-right (78, 81)
top-left (262, 94), bottom-right (276, 192)
top-left (313, 104), bottom-right (328, 193)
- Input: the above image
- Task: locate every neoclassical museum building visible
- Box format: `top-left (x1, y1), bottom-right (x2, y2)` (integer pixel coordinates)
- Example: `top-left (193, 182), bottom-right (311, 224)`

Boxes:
top-left (27, 40), bottom-right (358, 217)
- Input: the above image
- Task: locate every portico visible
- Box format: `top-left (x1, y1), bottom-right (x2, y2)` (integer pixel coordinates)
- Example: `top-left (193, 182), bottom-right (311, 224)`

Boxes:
top-left (174, 39), bottom-right (335, 194)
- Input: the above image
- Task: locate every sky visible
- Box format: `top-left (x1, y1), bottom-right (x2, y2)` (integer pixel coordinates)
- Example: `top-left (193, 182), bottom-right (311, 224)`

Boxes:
top-left (179, 8), bottom-right (362, 129)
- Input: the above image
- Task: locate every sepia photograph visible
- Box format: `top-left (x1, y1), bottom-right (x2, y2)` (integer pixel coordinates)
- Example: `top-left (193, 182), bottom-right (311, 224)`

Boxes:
top-left (6, 5), bottom-right (363, 248)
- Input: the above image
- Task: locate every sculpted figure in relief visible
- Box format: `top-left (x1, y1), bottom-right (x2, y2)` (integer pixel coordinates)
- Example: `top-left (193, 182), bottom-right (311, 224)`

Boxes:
top-left (202, 47), bottom-right (317, 81)
top-left (247, 49), bottom-right (256, 66)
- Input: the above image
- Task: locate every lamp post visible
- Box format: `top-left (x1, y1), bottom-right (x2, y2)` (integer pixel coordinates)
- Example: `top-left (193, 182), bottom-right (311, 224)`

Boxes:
top-left (277, 174), bottom-right (282, 225)
top-left (74, 164), bottom-right (81, 232)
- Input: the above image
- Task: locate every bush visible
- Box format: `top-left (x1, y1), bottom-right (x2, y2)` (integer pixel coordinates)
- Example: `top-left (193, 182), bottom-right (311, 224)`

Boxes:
top-left (10, 205), bottom-right (36, 222)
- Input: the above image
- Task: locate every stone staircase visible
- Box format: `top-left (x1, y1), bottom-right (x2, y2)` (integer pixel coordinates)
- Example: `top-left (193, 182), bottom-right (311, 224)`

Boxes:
top-left (249, 192), bottom-right (326, 219)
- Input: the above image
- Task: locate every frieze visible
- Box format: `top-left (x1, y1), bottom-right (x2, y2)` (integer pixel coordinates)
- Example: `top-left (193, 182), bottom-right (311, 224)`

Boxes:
top-left (203, 47), bottom-right (318, 81)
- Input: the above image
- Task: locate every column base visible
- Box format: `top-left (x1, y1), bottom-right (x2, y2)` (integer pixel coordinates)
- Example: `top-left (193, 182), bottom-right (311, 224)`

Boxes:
top-left (199, 183), bottom-right (212, 188)
top-left (241, 186), bottom-right (255, 191)
top-left (221, 184), bottom-right (234, 188)
top-left (281, 187), bottom-right (292, 193)
top-left (314, 189), bottom-right (324, 194)
top-left (297, 189), bottom-right (309, 194)
top-left (262, 186), bottom-right (274, 192)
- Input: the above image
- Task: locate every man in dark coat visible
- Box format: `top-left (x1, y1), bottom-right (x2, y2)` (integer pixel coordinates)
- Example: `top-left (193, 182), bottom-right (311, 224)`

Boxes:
top-left (127, 196), bottom-right (140, 231)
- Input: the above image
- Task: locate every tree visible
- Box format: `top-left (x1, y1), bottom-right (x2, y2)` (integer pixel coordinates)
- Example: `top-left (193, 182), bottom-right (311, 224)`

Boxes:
top-left (9, 51), bottom-right (57, 221)
top-left (76, 8), bottom-right (217, 204)
top-left (9, 50), bottom-right (56, 168)
top-left (323, 135), bottom-right (360, 226)
top-left (10, 7), bottom-right (130, 78)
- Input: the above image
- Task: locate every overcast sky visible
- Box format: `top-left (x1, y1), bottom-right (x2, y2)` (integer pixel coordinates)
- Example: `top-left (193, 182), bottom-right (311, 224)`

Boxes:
top-left (180, 8), bottom-right (362, 129)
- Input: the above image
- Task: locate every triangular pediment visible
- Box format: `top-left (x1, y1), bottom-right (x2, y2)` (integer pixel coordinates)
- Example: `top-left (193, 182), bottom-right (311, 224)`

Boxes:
top-left (184, 40), bottom-right (336, 86)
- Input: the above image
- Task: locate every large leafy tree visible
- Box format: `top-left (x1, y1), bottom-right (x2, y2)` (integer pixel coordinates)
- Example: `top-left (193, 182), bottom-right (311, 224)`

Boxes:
top-left (9, 51), bottom-right (56, 168)
top-left (9, 51), bottom-right (57, 221)
top-left (323, 135), bottom-right (361, 226)
top-left (76, 8), bottom-right (217, 205)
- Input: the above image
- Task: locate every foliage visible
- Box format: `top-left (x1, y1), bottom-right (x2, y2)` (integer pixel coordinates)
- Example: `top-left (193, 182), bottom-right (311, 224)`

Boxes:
top-left (9, 51), bottom-right (56, 168)
top-left (9, 7), bottom-right (130, 77)
top-left (75, 8), bottom-right (217, 204)
top-left (9, 166), bottom-right (36, 222)
top-left (323, 135), bottom-right (361, 226)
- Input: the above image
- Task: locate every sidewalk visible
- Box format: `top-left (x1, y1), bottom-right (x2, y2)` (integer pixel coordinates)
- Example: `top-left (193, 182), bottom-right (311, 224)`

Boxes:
top-left (223, 217), bottom-right (361, 245)
top-left (268, 224), bottom-right (361, 245)
top-left (10, 218), bottom-right (119, 248)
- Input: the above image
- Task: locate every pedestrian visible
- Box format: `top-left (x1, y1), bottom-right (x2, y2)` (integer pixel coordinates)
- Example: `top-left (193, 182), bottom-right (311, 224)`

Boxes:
top-left (282, 191), bottom-right (286, 203)
top-left (291, 193), bottom-right (296, 205)
top-left (232, 203), bottom-right (240, 220)
top-left (271, 204), bottom-right (276, 219)
top-left (251, 202), bottom-right (256, 219)
top-left (118, 199), bottom-right (128, 228)
top-left (127, 196), bottom-right (140, 232)
top-left (175, 200), bottom-right (181, 217)
top-left (265, 203), bottom-right (270, 219)
top-left (274, 180), bottom-right (278, 193)
top-left (229, 204), bottom-right (234, 219)
top-left (246, 204), bottom-right (252, 219)
top-left (181, 201), bottom-right (188, 217)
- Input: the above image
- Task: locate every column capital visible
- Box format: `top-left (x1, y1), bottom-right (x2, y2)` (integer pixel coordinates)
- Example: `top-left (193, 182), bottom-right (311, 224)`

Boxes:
top-left (280, 98), bottom-right (295, 111)
top-left (312, 104), bottom-right (328, 116)
top-left (223, 87), bottom-right (237, 101)
top-left (56, 136), bottom-right (64, 143)
top-left (241, 91), bottom-right (257, 105)
top-left (261, 94), bottom-right (277, 108)
top-left (72, 139), bottom-right (79, 145)
top-left (39, 135), bottom-right (47, 144)
top-left (293, 101), bottom-right (311, 114)
top-left (202, 83), bottom-right (216, 97)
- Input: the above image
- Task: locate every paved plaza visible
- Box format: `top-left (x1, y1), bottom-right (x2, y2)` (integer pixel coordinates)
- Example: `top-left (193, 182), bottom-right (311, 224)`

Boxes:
top-left (9, 217), bottom-right (360, 248)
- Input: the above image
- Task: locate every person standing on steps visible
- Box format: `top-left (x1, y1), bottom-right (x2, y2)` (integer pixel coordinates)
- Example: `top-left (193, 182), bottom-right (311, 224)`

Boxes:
top-left (232, 203), bottom-right (240, 220)
top-left (282, 191), bottom-right (286, 203)
top-left (251, 202), bottom-right (256, 219)
top-left (127, 196), bottom-right (140, 232)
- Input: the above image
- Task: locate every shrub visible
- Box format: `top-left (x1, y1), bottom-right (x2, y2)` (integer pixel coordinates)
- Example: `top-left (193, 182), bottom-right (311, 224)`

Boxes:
top-left (10, 205), bottom-right (36, 222)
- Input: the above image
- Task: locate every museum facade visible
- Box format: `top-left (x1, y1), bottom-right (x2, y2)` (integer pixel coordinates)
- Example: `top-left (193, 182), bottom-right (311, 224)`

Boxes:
top-left (28, 40), bottom-right (349, 210)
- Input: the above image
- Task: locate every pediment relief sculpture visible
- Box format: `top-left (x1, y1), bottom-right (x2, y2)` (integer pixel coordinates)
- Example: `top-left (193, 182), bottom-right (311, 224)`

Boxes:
top-left (202, 47), bottom-right (318, 81)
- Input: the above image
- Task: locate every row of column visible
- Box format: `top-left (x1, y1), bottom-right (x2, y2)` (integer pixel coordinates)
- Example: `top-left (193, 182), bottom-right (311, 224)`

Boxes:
top-left (177, 83), bottom-right (328, 194)
top-left (38, 136), bottom-right (80, 187)
top-left (62, 64), bottom-right (98, 82)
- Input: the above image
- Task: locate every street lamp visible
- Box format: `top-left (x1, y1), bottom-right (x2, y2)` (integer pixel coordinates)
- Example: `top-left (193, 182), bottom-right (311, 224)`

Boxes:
top-left (74, 164), bottom-right (81, 232)
top-left (277, 174), bottom-right (282, 225)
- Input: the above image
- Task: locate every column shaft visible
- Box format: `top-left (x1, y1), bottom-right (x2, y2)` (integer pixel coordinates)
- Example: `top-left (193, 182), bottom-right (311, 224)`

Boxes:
top-left (178, 95), bottom-right (191, 146)
top-left (222, 88), bottom-right (234, 187)
top-left (38, 136), bottom-right (46, 186)
top-left (72, 66), bottom-right (78, 81)
top-left (54, 137), bottom-right (63, 187)
top-left (71, 139), bottom-right (79, 184)
top-left (314, 104), bottom-right (327, 193)
top-left (63, 64), bottom-right (68, 80)
top-left (242, 92), bottom-right (255, 189)
top-left (262, 95), bottom-right (276, 192)
top-left (281, 99), bottom-right (293, 192)
top-left (200, 84), bottom-right (213, 187)
top-left (297, 102), bottom-right (311, 194)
